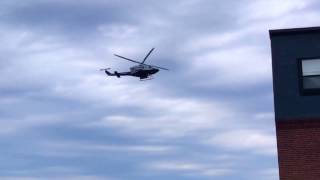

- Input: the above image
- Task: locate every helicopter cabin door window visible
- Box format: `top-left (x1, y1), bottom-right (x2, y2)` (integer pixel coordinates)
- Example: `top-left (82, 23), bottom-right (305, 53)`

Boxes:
top-left (300, 58), bottom-right (320, 95)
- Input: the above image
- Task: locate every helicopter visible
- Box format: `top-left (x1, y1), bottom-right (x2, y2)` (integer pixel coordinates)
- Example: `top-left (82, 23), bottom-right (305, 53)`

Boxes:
top-left (100, 48), bottom-right (168, 80)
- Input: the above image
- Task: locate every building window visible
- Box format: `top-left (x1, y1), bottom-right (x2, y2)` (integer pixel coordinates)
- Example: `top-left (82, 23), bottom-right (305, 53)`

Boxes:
top-left (300, 58), bottom-right (320, 95)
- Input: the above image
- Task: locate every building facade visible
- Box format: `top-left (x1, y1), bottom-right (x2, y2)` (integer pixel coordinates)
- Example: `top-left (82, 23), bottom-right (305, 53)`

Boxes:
top-left (270, 27), bottom-right (320, 180)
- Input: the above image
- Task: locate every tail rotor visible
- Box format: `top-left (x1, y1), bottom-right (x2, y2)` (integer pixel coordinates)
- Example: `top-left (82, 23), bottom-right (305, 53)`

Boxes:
top-left (100, 68), bottom-right (111, 71)
top-left (114, 71), bottom-right (120, 78)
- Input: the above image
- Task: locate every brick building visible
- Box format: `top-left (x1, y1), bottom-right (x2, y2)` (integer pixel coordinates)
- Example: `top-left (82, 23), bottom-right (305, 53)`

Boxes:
top-left (270, 27), bottom-right (320, 180)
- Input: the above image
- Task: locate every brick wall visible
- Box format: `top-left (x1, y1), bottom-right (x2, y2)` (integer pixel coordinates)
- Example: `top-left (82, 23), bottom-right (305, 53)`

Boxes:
top-left (276, 119), bottom-right (320, 180)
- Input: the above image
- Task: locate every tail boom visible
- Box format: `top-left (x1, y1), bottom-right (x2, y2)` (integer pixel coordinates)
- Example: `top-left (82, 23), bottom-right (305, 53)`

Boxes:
top-left (101, 69), bottom-right (130, 78)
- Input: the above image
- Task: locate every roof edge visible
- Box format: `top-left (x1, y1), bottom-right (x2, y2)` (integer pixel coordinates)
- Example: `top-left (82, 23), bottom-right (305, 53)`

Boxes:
top-left (269, 26), bottom-right (320, 38)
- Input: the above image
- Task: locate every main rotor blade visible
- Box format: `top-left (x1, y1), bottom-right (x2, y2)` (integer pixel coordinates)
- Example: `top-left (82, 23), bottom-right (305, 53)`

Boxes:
top-left (142, 48), bottom-right (155, 64)
top-left (150, 64), bottom-right (169, 71)
top-left (114, 54), bottom-right (141, 64)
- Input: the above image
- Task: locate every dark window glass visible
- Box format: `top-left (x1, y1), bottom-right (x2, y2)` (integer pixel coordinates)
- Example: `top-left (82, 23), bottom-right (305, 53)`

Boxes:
top-left (302, 59), bottom-right (320, 76)
top-left (301, 59), bottom-right (320, 94)
top-left (303, 76), bottom-right (320, 89)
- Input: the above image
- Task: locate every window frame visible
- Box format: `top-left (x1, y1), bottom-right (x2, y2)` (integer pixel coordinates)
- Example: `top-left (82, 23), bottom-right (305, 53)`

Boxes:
top-left (298, 57), bottom-right (320, 96)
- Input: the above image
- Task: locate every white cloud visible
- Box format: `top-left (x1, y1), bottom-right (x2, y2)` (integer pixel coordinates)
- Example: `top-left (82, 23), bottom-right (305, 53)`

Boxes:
top-left (0, 114), bottom-right (63, 135)
top-left (184, 30), bottom-right (247, 51)
top-left (99, 24), bottom-right (139, 40)
top-left (40, 140), bottom-right (176, 156)
top-left (0, 175), bottom-right (112, 180)
top-left (146, 161), bottom-right (233, 177)
top-left (201, 168), bottom-right (234, 177)
top-left (243, 0), bottom-right (311, 21)
top-left (190, 46), bottom-right (271, 87)
top-left (88, 97), bottom-right (235, 138)
top-left (205, 129), bottom-right (277, 155)
top-left (0, 165), bottom-right (113, 180)
top-left (255, 168), bottom-right (279, 180)
top-left (148, 161), bottom-right (203, 171)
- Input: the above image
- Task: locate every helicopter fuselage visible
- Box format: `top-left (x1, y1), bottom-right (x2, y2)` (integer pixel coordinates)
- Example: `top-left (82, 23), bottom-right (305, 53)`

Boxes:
top-left (130, 65), bottom-right (159, 79)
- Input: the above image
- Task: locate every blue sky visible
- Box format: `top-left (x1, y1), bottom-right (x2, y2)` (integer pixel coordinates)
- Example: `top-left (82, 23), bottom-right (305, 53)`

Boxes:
top-left (1, 0), bottom-right (320, 179)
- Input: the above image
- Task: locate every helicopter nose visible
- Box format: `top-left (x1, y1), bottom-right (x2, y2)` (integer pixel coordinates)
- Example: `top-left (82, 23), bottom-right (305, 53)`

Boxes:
top-left (151, 69), bottom-right (159, 75)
